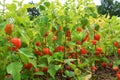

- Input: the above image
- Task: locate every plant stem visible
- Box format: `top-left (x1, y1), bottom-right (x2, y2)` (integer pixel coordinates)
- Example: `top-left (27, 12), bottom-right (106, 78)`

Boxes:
top-left (64, 35), bottom-right (66, 59)
top-left (75, 45), bottom-right (79, 67)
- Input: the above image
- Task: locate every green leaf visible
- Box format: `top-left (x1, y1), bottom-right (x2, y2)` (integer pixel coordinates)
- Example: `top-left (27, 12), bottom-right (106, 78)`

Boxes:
top-left (29, 59), bottom-right (37, 68)
top-left (87, 26), bottom-right (94, 36)
top-left (40, 16), bottom-right (49, 25)
top-left (20, 31), bottom-right (30, 46)
top-left (23, 4), bottom-right (34, 9)
top-left (64, 71), bottom-right (75, 77)
top-left (78, 61), bottom-right (89, 68)
top-left (37, 64), bottom-right (46, 67)
top-left (66, 42), bottom-right (76, 48)
top-left (52, 52), bottom-right (64, 61)
top-left (47, 56), bottom-right (53, 64)
top-left (100, 57), bottom-right (109, 63)
top-left (38, 55), bottom-right (49, 66)
top-left (94, 24), bottom-right (99, 31)
top-left (56, 31), bottom-right (64, 44)
top-left (19, 53), bottom-right (29, 64)
top-left (63, 26), bottom-right (69, 32)
top-left (19, 48), bottom-right (35, 58)
top-left (81, 17), bottom-right (89, 27)
top-left (113, 60), bottom-right (120, 66)
top-left (7, 62), bottom-right (22, 80)
top-left (0, 37), bottom-right (7, 46)
top-left (0, 21), bottom-right (7, 29)
top-left (44, 2), bottom-right (50, 7)
top-left (71, 24), bottom-right (79, 32)
top-left (6, 3), bottom-right (16, 11)
top-left (39, 5), bottom-right (45, 11)
top-left (81, 31), bottom-right (86, 40)
top-left (48, 65), bottom-right (61, 78)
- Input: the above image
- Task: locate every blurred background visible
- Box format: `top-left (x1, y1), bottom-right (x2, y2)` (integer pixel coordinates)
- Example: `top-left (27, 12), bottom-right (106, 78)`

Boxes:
top-left (0, 0), bottom-right (120, 18)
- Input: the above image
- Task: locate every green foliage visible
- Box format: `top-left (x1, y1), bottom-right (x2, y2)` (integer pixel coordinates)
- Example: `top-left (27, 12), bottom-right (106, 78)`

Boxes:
top-left (48, 64), bottom-right (61, 78)
top-left (7, 62), bottom-right (23, 80)
top-left (0, 0), bottom-right (120, 80)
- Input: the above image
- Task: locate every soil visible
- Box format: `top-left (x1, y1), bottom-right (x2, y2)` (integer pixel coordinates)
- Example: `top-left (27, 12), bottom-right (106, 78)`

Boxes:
top-left (91, 55), bottom-right (118, 80)
top-left (91, 66), bottom-right (116, 80)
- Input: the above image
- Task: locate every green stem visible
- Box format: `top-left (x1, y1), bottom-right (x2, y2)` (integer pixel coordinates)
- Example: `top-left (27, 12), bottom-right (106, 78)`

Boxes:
top-left (75, 45), bottom-right (79, 67)
top-left (64, 35), bottom-right (66, 59)
top-left (45, 37), bottom-right (47, 47)
top-left (115, 47), bottom-right (118, 60)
